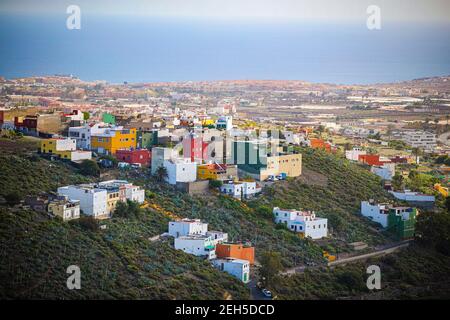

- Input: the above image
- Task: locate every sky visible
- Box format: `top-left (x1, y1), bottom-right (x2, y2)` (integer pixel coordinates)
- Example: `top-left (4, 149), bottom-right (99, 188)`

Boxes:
top-left (0, 1), bottom-right (449, 84)
top-left (1, 0), bottom-right (450, 23)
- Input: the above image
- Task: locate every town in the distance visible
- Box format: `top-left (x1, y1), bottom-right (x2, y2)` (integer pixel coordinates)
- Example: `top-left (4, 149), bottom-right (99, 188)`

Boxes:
top-left (1, 75), bottom-right (449, 300)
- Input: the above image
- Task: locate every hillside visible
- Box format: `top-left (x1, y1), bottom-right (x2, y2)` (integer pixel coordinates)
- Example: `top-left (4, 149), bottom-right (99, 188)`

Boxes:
top-left (271, 244), bottom-right (450, 300)
top-left (0, 207), bottom-right (249, 299)
top-left (0, 138), bottom-right (426, 299)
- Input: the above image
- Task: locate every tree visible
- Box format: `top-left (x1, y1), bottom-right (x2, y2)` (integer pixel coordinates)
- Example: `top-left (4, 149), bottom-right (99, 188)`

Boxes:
top-left (82, 112), bottom-right (90, 121)
top-left (392, 174), bottom-right (404, 191)
top-left (415, 211), bottom-right (450, 256)
top-left (259, 251), bottom-right (283, 287)
top-left (445, 197), bottom-right (450, 213)
top-left (411, 147), bottom-right (422, 164)
top-left (79, 159), bottom-right (100, 177)
top-left (155, 166), bottom-right (168, 182)
top-left (76, 216), bottom-right (99, 231)
top-left (4, 191), bottom-right (21, 206)
top-left (114, 200), bottom-right (142, 219)
top-left (209, 179), bottom-right (223, 188)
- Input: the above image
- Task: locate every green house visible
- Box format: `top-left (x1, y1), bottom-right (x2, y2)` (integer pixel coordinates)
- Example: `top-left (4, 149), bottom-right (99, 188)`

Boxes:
top-left (387, 207), bottom-right (417, 240)
top-left (102, 113), bottom-right (116, 125)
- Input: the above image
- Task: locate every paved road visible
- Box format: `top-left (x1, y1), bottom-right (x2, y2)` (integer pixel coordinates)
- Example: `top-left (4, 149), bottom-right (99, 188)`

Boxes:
top-left (328, 240), bottom-right (411, 267)
top-left (248, 280), bottom-right (271, 300)
top-left (281, 240), bottom-right (412, 275)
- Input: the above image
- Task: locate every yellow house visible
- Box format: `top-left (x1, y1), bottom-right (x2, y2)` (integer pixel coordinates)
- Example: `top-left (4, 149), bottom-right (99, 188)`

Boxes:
top-left (202, 119), bottom-right (215, 127)
top-left (40, 138), bottom-right (92, 161)
top-left (91, 128), bottom-right (137, 155)
top-left (106, 190), bottom-right (121, 214)
top-left (197, 164), bottom-right (238, 181)
top-left (40, 138), bottom-right (76, 160)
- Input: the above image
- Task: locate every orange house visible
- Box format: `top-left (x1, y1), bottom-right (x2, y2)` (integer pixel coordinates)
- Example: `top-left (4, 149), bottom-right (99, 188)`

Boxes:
top-left (309, 138), bottom-right (331, 152)
top-left (358, 154), bottom-right (383, 166)
top-left (215, 243), bottom-right (255, 265)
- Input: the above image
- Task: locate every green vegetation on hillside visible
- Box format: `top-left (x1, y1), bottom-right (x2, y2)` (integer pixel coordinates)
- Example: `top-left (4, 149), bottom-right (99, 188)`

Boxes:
top-left (1, 139), bottom-right (448, 300)
top-left (257, 148), bottom-right (393, 245)
top-left (0, 153), bottom-right (91, 200)
top-left (0, 208), bottom-right (249, 299)
top-left (271, 245), bottom-right (450, 300)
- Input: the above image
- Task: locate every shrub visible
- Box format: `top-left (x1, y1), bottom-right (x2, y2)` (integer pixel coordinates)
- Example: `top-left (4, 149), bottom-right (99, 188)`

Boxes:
top-left (77, 216), bottom-right (99, 231)
top-left (79, 160), bottom-right (100, 177)
top-left (4, 191), bottom-right (21, 206)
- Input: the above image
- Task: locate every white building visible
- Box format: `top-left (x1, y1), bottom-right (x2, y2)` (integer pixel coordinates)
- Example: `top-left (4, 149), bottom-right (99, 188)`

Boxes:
top-left (58, 180), bottom-right (145, 219)
top-left (168, 219), bottom-right (208, 238)
top-left (361, 200), bottom-right (416, 228)
top-left (402, 130), bottom-right (436, 152)
top-left (273, 207), bottom-right (328, 239)
top-left (220, 181), bottom-right (261, 199)
top-left (216, 116), bottom-right (233, 130)
top-left (389, 190), bottom-right (435, 203)
top-left (212, 258), bottom-right (250, 283)
top-left (164, 159), bottom-right (197, 185)
top-left (282, 131), bottom-right (308, 145)
top-left (57, 185), bottom-right (108, 218)
top-left (360, 201), bottom-right (391, 227)
top-left (345, 147), bottom-right (366, 161)
top-left (206, 230), bottom-right (228, 246)
top-left (174, 235), bottom-right (216, 259)
top-left (98, 180), bottom-right (145, 204)
top-left (151, 147), bottom-right (175, 174)
top-left (68, 123), bottom-right (106, 150)
top-left (371, 163), bottom-right (396, 180)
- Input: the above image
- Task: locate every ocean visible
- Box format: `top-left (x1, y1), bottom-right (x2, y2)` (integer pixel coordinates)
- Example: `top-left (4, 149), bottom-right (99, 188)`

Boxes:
top-left (0, 13), bottom-right (449, 85)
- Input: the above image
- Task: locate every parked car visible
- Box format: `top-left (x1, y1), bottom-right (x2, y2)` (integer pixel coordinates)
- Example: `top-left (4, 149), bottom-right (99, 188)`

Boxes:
top-left (276, 172), bottom-right (287, 180)
top-left (118, 162), bottom-right (130, 169)
top-left (262, 289), bottom-right (272, 298)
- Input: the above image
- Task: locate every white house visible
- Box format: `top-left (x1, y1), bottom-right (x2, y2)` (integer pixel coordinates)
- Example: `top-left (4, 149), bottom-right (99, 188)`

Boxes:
top-left (57, 185), bottom-right (108, 218)
top-left (98, 180), bottom-right (145, 204)
top-left (212, 258), bottom-right (250, 283)
top-left (360, 201), bottom-right (391, 227)
top-left (168, 219), bottom-right (208, 238)
top-left (164, 159), bottom-right (197, 185)
top-left (220, 181), bottom-right (261, 199)
top-left (361, 200), bottom-right (417, 228)
top-left (206, 230), bottom-right (228, 246)
top-left (174, 235), bottom-right (216, 259)
top-left (216, 116), bottom-right (233, 130)
top-left (273, 207), bottom-right (328, 239)
top-left (151, 147), bottom-right (175, 174)
top-left (371, 163), bottom-right (396, 180)
top-left (389, 190), bottom-right (435, 204)
top-left (345, 147), bottom-right (366, 161)
top-left (68, 123), bottom-right (106, 150)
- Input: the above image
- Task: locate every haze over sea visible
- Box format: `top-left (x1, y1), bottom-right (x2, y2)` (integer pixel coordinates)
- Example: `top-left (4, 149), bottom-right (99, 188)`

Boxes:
top-left (0, 14), bottom-right (449, 85)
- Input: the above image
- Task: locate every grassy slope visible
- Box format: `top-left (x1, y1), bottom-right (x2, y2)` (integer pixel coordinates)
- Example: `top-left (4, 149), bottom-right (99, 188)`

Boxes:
top-left (272, 244), bottom-right (450, 300)
top-left (0, 208), bottom-right (249, 299)
top-left (257, 148), bottom-right (393, 245)
top-left (0, 139), bottom-right (249, 299)
top-left (0, 137), bottom-right (91, 199)
top-left (3, 139), bottom-right (436, 300)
